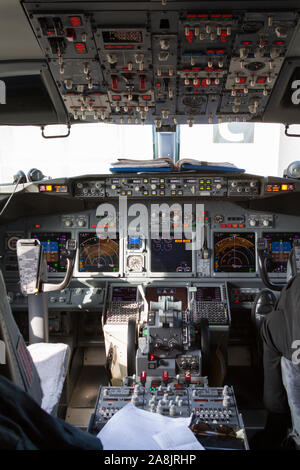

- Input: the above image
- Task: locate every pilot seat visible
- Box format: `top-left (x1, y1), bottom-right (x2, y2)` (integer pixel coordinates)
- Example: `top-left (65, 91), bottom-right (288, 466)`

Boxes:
top-left (0, 237), bottom-right (77, 416)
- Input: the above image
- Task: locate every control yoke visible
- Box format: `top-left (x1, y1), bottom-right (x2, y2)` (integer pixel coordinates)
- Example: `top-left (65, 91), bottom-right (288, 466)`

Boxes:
top-left (17, 239), bottom-right (77, 296)
top-left (257, 238), bottom-right (283, 292)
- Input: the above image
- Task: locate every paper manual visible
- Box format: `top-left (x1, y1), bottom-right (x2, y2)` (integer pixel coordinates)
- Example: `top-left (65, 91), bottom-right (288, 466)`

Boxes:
top-left (110, 157), bottom-right (240, 171)
top-left (98, 402), bottom-right (204, 450)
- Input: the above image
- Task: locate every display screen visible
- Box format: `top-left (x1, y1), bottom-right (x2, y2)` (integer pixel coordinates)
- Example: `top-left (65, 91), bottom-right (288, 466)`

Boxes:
top-left (196, 286), bottom-right (222, 302)
top-left (112, 287), bottom-right (137, 302)
top-left (263, 232), bottom-right (300, 273)
top-left (214, 232), bottom-right (256, 273)
top-left (128, 236), bottom-right (143, 250)
top-left (102, 30), bottom-right (142, 43)
top-left (79, 233), bottom-right (119, 272)
top-left (151, 238), bottom-right (192, 273)
top-left (31, 232), bottom-right (71, 273)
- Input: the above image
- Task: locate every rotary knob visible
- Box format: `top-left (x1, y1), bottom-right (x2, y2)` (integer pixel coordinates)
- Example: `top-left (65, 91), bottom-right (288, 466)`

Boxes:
top-left (249, 218), bottom-right (257, 227)
top-left (78, 219), bottom-right (86, 227)
top-left (64, 219), bottom-right (73, 227)
top-left (263, 219), bottom-right (270, 227)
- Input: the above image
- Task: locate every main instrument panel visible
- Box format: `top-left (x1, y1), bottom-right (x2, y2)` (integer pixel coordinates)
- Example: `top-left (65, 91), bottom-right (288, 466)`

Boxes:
top-left (22, 2), bottom-right (300, 126)
top-left (2, 170), bottom-right (300, 318)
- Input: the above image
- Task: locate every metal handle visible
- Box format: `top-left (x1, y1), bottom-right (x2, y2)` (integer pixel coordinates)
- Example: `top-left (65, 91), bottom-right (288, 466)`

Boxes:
top-left (41, 124), bottom-right (71, 139)
top-left (285, 124), bottom-right (300, 138)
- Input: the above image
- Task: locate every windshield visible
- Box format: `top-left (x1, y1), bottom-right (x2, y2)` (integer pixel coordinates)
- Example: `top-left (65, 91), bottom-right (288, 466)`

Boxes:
top-left (0, 122), bottom-right (298, 183)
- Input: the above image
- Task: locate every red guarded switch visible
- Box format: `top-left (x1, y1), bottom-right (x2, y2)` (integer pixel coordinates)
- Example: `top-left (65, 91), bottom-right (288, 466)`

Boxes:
top-left (162, 371), bottom-right (169, 384)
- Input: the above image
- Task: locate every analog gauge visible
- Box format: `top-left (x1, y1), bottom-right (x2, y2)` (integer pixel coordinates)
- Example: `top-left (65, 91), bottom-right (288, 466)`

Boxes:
top-left (127, 255), bottom-right (143, 272)
top-left (214, 214), bottom-right (224, 224)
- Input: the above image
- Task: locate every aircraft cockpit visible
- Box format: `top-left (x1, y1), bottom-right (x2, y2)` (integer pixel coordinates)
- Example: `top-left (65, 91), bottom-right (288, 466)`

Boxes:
top-left (1, 0), bottom-right (300, 454)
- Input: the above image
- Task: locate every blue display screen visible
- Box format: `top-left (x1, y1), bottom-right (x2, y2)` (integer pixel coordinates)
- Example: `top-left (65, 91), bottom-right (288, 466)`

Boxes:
top-left (264, 232), bottom-right (300, 273)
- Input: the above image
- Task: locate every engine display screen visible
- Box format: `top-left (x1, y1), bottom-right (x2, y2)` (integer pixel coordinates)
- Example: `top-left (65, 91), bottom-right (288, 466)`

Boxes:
top-left (214, 232), bottom-right (256, 273)
top-left (196, 286), bottom-right (222, 302)
top-left (79, 233), bottom-right (119, 272)
top-left (31, 232), bottom-right (71, 273)
top-left (112, 287), bottom-right (137, 302)
top-left (151, 238), bottom-right (192, 273)
top-left (263, 232), bottom-right (300, 273)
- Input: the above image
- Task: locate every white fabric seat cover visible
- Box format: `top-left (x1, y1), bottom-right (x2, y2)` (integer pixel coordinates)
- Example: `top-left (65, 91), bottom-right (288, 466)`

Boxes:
top-left (28, 343), bottom-right (70, 414)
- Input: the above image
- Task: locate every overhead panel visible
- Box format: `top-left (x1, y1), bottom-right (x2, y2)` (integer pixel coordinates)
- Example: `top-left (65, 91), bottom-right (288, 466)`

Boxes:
top-left (23, 2), bottom-right (300, 127)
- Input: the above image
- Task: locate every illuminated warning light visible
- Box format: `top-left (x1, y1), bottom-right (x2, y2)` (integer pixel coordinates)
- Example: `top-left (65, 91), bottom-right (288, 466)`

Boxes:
top-left (256, 76), bottom-right (266, 84)
top-left (236, 76), bottom-right (246, 84)
top-left (35, 224), bottom-right (41, 228)
top-left (150, 354), bottom-right (155, 361)
top-left (211, 13), bottom-right (221, 18)
top-left (222, 13), bottom-right (233, 17)
top-left (192, 67), bottom-right (201, 72)
top-left (46, 185), bottom-right (53, 191)
top-left (281, 184), bottom-right (288, 191)
top-left (206, 49), bottom-right (215, 55)
top-left (142, 95), bottom-right (151, 100)
top-left (54, 185), bottom-right (68, 193)
top-left (74, 42), bottom-right (87, 53)
top-left (39, 185), bottom-right (46, 192)
top-left (202, 78), bottom-right (209, 87)
top-left (187, 13), bottom-right (197, 18)
top-left (241, 41), bottom-right (252, 45)
top-left (69, 16), bottom-right (82, 27)
top-left (274, 40), bottom-right (284, 45)
top-left (112, 95), bottom-right (121, 100)
top-left (186, 30), bottom-right (194, 43)
top-left (216, 49), bottom-right (225, 55)
top-left (91, 224), bottom-right (97, 228)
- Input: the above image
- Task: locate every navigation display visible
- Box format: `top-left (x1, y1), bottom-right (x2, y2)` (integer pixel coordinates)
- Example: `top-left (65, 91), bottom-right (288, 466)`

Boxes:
top-left (112, 287), bottom-right (137, 302)
top-left (79, 233), bottom-right (119, 272)
top-left (196, 286), bottom-right (222, 302)
top-left (31, 232), bottom-right (71, 273)
top-left (151, 238), bottom-right (192, 273)
top-left (214, 232), bottom-right (256, 273)
top-left (263, 232), bottom-right (300, 273)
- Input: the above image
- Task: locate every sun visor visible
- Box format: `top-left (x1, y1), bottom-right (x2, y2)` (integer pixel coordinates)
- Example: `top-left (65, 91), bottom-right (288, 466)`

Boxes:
top-left (0, 61), bottom-right (68, 125)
